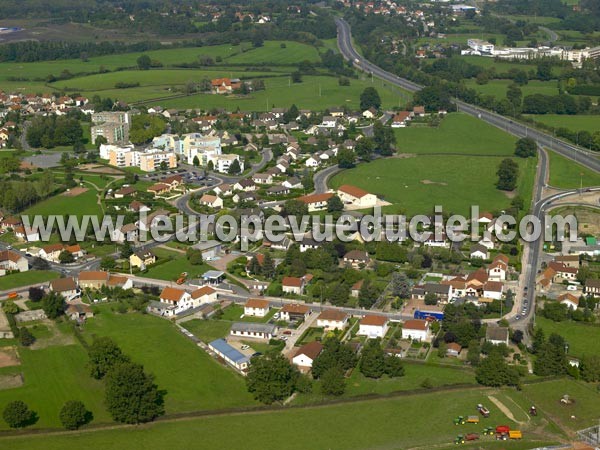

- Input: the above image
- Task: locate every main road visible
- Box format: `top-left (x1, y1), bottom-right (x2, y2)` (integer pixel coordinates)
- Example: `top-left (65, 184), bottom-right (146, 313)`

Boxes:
top-left (335, 18), bottom-right (600, 172)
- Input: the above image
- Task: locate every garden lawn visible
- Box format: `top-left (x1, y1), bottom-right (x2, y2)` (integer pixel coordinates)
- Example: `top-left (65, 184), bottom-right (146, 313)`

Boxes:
top-left (395, 113), bottom-right (516, 156)
top-left (0, 388), bottom-right (545, 450)
top-left (464, 79), bottom-right (559, 99)
top-left (0, 270), bottom-right (59, 290)
top-left (82, 310), bottom-right (255, 413)
top-left (0, 344), bottom-right (108, 429)
top-left (527, 115), bottom-right (600, 134)
top-left (142, 248), bottom-right (214, 281)
top-left (535, 316), bottom-right (600, 358)
top-left (330, 155), bottom-right (535, 216)
top-left (181, 319), bottom-right (231, 343)
top-left (22, 188), bottom-right (101, 217)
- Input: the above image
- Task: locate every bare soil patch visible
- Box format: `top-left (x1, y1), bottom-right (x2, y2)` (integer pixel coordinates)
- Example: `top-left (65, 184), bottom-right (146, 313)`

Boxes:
top-left (420, 179), bottom-right (447, 186)
top-left (61, 186), bottom-right (88, 197)
top-left (78, 163), bottom-right (123, 175)
top-left (0, 347), bottom-right (20, 368)
top-left (0, 373), bottom-right (24, 390)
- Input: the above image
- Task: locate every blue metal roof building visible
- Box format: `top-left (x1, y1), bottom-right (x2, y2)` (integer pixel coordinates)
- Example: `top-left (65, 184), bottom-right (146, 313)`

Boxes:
top-left (208, 338), bottom-right (251, 372)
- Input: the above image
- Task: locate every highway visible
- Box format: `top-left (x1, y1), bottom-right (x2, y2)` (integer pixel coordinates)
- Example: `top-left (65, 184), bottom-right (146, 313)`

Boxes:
top-left (335, 18), bottom-right (600, 172)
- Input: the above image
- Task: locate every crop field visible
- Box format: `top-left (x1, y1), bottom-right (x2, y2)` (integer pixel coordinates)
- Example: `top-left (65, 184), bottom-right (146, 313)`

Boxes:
top-left (527, 115), bottom-right (600, 134)
top-left (464, 79), bottom-right (559, 98)
top-left (546, 150), bottom-right (600, 189)
top-left (0, 388), bottom-right (552, 450)
top-left (535, 317), bottom-right (600, 358)
top-left (394, 113), bottom-right (516, 156)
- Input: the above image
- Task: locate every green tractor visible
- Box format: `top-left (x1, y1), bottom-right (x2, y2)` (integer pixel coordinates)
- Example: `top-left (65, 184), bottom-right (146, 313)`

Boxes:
top-left (454, 434), bottom-right (465, 445)
top-left (482, 427), bottom-right (494, 436)
top-left (453, 416), bottom-right (466, 425)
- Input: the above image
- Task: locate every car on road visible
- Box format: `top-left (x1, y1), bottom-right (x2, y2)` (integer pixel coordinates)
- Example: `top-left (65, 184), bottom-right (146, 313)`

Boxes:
top-left (278, 336), bottom-right (288, 341)
top-left (515, 314), bottom-right (521, 320)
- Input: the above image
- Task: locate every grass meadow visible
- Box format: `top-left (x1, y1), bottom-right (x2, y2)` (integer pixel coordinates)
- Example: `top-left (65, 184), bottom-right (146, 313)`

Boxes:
top-left (546, 150), bottom-right (600, 189)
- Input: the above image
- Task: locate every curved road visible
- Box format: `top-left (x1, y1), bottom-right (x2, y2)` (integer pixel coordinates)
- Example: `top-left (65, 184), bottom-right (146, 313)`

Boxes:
top-left (336, 18), bottom-right (600, 172)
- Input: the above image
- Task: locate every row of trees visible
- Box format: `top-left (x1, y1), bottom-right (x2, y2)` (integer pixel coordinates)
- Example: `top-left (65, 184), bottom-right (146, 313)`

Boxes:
top-left (26, 115), bottom-right (83, 149)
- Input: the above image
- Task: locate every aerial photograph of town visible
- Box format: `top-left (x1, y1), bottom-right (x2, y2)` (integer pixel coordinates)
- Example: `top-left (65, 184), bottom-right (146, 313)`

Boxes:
top-left (0, 0), bottom-right (598, 448)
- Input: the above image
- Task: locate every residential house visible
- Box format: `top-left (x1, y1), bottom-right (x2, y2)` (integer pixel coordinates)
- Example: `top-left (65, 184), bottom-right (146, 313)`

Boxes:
top-left (282, 277), bottom-right (305, 295)
top-left (78, 271), bottom-right (110, 290)
top-left (66, 303), bottom-right (94, 322)
top-left (292, 341), bottom-right (324, 369)
top-left (112, 223), bottom-right (138, 243)
top-left (298, 192), bottom-right (334, 212)
top-left (446, 342), bottom-right (462, 357)
top-left (470, 244), bottom-right (489, 260)
top-left (317, 310), bottom-right (348, 331)
top-left (390, 111), bottom-right (412, 128)
top-left (49, 277), bottom-right (79, 300)
top-left (483, 281), bottom-right (504, 300)
top-left (233, 179), bottom-right (256, 192)
top-left (351, 279), bottom-right (364, 298)
top-left (585, 279), bottom-right (600, 296)
top-left (558, 293), bottom-right (579, 310)
top-left (548, 261), bottom-right (578, 281)
top-left (190, 286), bottom-right (217, 305)
top-left (114, 186), bottom-right (136, 198)
top-left (485, 326), bottom-right (509, 346)
top-left (0, 250), bottom-right (28, 275)
top-left (401, 319), bottom-right (432, 342)
top-left (488, 254), bottom-right (509, 281)
top-left (129, 250), bottom-right (156, 269)
top-left (362, 107), bottom-right (377, 119)
top-left (279, 303), bottom-right (311, 322)
top-left (199, 194), bottom-right (223, 209)
top-left (230, 322), bottom-right (277, 340)
top-left (158, 287), bottom-right (193, 316)
top-left (554, 255), bottom-right (580, 269)
top-left (252, 173), bottom-right (273, 185)
top-left (299, 236), bottom-right (321, 253)
top-left (343, 250), bottom-right (370, 269)
top-left (357, 315), bottom-right (389, 339)
top-left (244, 298), bottom-right (271, 317)
top-left (39, 243), bottom-right (64, 263)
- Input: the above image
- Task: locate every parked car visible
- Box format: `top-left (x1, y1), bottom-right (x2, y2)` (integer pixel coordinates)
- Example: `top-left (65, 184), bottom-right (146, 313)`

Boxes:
top-left (241, 345), bottom-right (250, 350)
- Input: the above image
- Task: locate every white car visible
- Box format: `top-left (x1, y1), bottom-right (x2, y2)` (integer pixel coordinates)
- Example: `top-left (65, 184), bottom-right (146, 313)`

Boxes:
top-left (278, 336), bottom-right (288, 341)
top-left (241, 345), bottom-right (250, 350)
top-left (566, 285), bottom-right (578, 291)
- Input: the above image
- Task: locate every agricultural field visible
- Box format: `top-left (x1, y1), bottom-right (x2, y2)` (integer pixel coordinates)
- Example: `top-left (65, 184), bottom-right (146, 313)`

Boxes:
top-left (331, 154), bottom-right (535, 216)
top-left (535, 317), bottom-right (600, 358)
top-left (394, 113), bottom-right (516, 156)
top-left (142, 248), bottom-right (215, 282)
top-left (527, 115), bottom-right (600, 134)
top-left (0, 387), bottom-right (556, 450)
top-left (464, 79), bottom-right (559, 99)
top-left (546, 150), bottom-right (600, 189)
top-left (0, 271), bottom-right (59, 290)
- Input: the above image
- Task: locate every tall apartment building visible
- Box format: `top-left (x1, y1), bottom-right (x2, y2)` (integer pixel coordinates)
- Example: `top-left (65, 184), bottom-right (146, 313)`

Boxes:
top-left (91, 111), bottom-right (131, 145)
top-left (182, 134), bottom-right (222, 165)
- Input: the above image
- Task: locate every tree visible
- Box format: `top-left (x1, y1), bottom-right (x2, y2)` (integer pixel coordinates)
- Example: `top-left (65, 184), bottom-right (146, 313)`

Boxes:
top-left (261, 253), bottom-right (275, 278)
top-left (312, 338), bottom-right (357, 379)
top-left (327, 195), bottom-right (344, 213)
top-left (192, 155), bottom-right (199, 167)
top-left (424, 292), bottom-right (438, 305)
top-left (536, 61), bottom-right (553, 81)
top-left (31, 256), bottom-right (50, 270)
top-left (2, 300), bottom-right (18, 315)
top-left (337, 148), bottom-right (355, 168)
top-left (507, 84), bottom-right (522, 108)
top-left (467, 339), bottom-right (481, 366)
top-left (246, 354), bottom-right (299, 404)
top-left (41, 292), bottom-right (65, 319)
top-left (534, 333), bottom-right (568, 376)
top-left (137, 54), bottom-right (152, 70)
top-left (391, 272), bottom-right (410, 298)
top-left (291, 71), bottom-right (302, 83)
top-left (475, 352), bottom-right (519, 387)
top-left (59, 400), bottom-right (90, 430)
top-left (511, 330), bottom-right (524, 345)
top-left (87, 337), bottom-right (130, 380)
top-left (359, 339), bottom-right (385, 378)
top-left (384, 354), bottom-right (405, 377)
top-left (580, 355), bottom-right (600, 382)
top-left (282, 199), bottom-right (308, 217)
top-left (120, 241), bottom-right (133, 259)
top-left (355, 137), bottom-right (374, 160)
top-left (18, 327), bottom-right (35, 347)
top-left (227, 158), bottom-right (241, 175)
top-left (360, 87), bottom-right (381, 111)
top-left (320, 367), bottom-right (345, 396)
top-left (514, 137), bottom-right (537, 158)
top-left (496, 158), bottom-right (519, 191)
top-left (358, 278), bottom-right (379, 309)
top-left (3, 400), bottom-right (34, 428)
top-left (105, 362), bottom-right (164, 424)
top-left (100, 257), bottom-right (115, 270)
top-left (28, 286), bottom-right (45, 302)
top-left (186, 248), bottom-right (203, 266)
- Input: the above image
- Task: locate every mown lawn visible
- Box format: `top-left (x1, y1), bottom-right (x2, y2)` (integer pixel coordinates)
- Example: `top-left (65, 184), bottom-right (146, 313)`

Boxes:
top-left (22, 188), bottom-right (101, 218)
top-left (181, 319), bottom-right (232, 343)
top-left (142, 248), bottom-right (214, 282)
top-left (528, 114), bottom-right (600, 134)
top-left (330, 154), bottom-right (535, 216)
top-left (394, 113), bottom-right (516, 156)
top-left (0, 388), bottom-right (549, 450)
top-left (81, 310), bottom-right (256, 414)
top-left (0, 271), bottom-right (59, 290)
top-left (535, 316), bottom-right (600, 358)
top-left (464, 79), bottom-right (559, 99)
top-left (0, 344), bottom-right (109, 429)
top-left (547, 150), bottom-right (600, 189)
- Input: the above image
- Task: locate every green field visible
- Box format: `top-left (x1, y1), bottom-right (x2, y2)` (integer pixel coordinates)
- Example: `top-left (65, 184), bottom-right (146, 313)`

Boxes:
top-left (528, 114), bottom-right (600, 134)
top-left (330, 154), bottom-right (535, 216)
top-left (0, 388), bottom-right (551, 450)
top-left (0, 270), bottom-right (59, 290)
top-left (0, 342), bottom-right (109, 429)
top-left (22, 188), bottom-right (102, 217)
top-left (81, 310), bottom-right (255, 414)
top-left (181, 319), bottom-right (232, 343)
top-left (535, 316), bottom-right (600, 358)
top-left (454, 56), bottom-right (541, 73)
top-left (142, 248), bottom-right (214, 281)
top-left (547, 150), bottom-right (600, 189)
top-left (394, 113), bottom-right (516, 156)
top-left (465, 79), bottom-right (559, 99)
